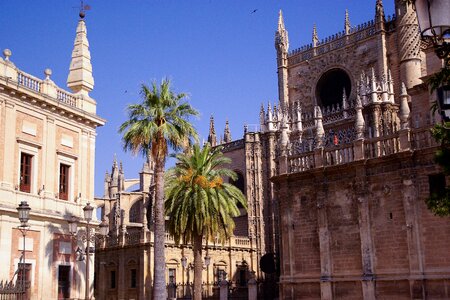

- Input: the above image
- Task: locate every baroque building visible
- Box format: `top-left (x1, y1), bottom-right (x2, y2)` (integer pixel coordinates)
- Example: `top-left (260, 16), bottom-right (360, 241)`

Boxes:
top-left (0, 14), bottom-right (104, 299)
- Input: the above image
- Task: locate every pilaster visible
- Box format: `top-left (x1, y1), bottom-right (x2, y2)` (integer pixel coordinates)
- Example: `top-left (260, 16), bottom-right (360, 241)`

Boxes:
top-left (354, 173), bottom-right (376, 300)
top-left (402, 177), bottom-right (425, 294)
top-left (1, 99), bottom-right (16, 189)
top-left (316, 185), bottom-right (332, 299)
top-left (43, 116), bottom-right (56, 197)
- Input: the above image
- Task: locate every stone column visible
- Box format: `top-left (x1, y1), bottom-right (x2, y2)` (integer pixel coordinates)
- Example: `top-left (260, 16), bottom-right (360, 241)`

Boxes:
top-left (220, 280), bottom-right (228, 300)
top-left (248, 276), bottom-right (257, 300)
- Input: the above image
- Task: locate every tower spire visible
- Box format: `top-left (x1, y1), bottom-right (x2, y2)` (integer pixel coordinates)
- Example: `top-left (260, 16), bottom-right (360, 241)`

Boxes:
top-left (207, 115), bottom-right (217, 147)
top-left (224, 120), bottom-right (232, 143)
top-left (275, 9), bottom-right (290, 112)
top-left (67, 13), bottom-right (94, 96)
top-left (344, 9), bottom-right (351, 35)
top-left (312, 24), bottom-right (319, 47)
top-left (375, 0), bottom-right (385, 24)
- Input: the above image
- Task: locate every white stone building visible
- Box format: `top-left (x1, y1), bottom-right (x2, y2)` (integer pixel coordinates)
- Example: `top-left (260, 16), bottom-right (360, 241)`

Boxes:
top-left (0, 13), bottom-right (104, 299)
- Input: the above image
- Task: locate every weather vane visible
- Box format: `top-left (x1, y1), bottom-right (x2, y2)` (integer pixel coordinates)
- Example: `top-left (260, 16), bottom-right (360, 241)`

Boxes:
top-left (78, 0), bottom-right (91, 19)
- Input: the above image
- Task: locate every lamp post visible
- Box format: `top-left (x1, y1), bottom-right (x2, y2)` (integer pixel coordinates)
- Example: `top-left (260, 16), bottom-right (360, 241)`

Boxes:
top-left (16, 201), bottom-right (30, 298)
top-left (68, 203), bottom-right (108, 300)
top-left (413, 0), bottom-right (450, 61)
top-left (412, 0), bottom-right (450, 121)
top-left (204, 254), bottom-right (211, 297)
top-left (181, 255), bottom-right (187, 295)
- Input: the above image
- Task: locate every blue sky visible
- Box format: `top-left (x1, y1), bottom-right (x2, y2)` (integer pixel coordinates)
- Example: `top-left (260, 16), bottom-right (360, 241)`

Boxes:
top-left (0, 0), bottom-right (394, 196)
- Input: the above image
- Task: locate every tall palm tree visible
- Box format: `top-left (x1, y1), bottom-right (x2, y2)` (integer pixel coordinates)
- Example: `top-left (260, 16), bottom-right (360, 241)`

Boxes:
top-left (119, 79), bottom-right (198, 300)
top-left (165, 143), bottom-right (247, 300)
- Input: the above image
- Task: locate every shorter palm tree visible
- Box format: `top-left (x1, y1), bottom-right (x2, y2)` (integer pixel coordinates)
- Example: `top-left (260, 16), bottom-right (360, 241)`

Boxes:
top-left (165, 143), bottom-right (247, 300)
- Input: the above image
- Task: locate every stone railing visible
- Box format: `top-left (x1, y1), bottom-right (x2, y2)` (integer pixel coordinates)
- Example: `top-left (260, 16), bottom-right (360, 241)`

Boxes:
top-left (283, 126), bottom-right (438, 175)
top-left (324, 143), bottom-right (355, 166)
top-left (105, 230), bottom-right (252, 250)
top-left (221, 139), bottom-right (245, 152)
top-left (288, 18), bottom-right (378, 65)
top-left (18, 71), bottom-right (41, 93)
top-left (56, 88), bottom-right (77, 107)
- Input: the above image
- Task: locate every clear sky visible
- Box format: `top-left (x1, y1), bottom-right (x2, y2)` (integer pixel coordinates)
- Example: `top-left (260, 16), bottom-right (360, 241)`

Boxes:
top-left (0, 0), bottom-right (394, 196)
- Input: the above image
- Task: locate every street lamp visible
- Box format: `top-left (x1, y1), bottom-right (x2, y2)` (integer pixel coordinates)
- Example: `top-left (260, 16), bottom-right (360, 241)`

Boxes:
top-left (16, 201), bottom-right (30, 297)
top-left (204, 254), bottom-right (211, 297)
top-left (413, 0), bottom-right (450, 60)
top-left (181, 256), bottom-right (187, 296)
top-left (68, 203), bottom-right (108, 300)
top-left (412, 0), bottom-right (450, 121)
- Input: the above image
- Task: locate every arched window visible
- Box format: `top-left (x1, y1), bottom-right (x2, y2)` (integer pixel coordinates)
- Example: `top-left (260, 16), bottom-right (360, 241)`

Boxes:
top-left (129, 199), bottom-right (143, 223)
top-left (316, 68), bottom-right (351, 108)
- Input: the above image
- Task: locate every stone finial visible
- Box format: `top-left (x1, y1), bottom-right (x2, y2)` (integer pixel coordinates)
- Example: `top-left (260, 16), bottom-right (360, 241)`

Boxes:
top-left (3, 49), bottom-right (11, 61)
top-left (44, 68), bottom-right (52, 80)
top-left (280, 120), bottom-right (290, 157)
top-left (267, 102), bottom-right (275, 132)
top-left (67, 18), bottom-right (94, 95)
top-left (370, 68), bottom-right (379, 103)
top-left (295, 102), bottom-right (303, 133)
top-left (312, 24), bottom-right (319, 47)
top-left (375, 0), bottom-right (385, 23)
top-left (314, 106), bottom-right (325, 148)
top-left (342, 88), bottom-right (349, 118)
top-left (344, 9), bottom-right (351, 35)
top-left (399, 82), bottom-right (410, 129)
top-left (224, 120), bottom-right (231, 143)
top-left (355, 95), bottom-right (365, 139)
top-left (275, 10), bottom-right (289, 53)
top-left (208, 115), bottom-right (217, 147)
top-left (260, 104), bottom-right (266, 133)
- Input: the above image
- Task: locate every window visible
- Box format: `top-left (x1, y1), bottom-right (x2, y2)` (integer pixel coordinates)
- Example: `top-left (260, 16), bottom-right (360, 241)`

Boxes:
top-left (110, 270), bottom-right (116, 289)
top-left (168, 268), bottom-right (176, 284)
top-left (316, 68), bottom-right (351, 108)
top-left (59, 164), bottom-right (70, 200)
top-left (20, 153), bottom-right (33, 193)
top-left (130, 269), bottom-right (137, 288)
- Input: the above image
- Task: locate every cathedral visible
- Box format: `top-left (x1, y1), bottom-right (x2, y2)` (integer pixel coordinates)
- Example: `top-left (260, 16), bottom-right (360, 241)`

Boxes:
top-left (95, 0), bottom-right (450, 299)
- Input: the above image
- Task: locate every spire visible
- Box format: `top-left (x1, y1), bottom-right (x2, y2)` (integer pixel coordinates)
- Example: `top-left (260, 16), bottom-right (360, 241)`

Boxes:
top-left (344, 9), bottom-right (351, 35)
top-left (375, 0), bottom-right (385, 24)
top-left (312, 24), bottom-right (319, 47)
top-left (224, 120), bottom-right (231, 143)
top-left (275, 10), bottom-right (289, 54)
top-left (207, 115), bottom-right (217, 147)
top-left (67, 15), bottom-right (94, 95)
top-left (260, 104), bottom-right (266, 133)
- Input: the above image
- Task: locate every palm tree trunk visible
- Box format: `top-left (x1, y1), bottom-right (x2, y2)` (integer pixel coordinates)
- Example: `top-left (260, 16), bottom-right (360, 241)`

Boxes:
top-left (152, 156), bottom-right (166, 300)
top-left (193, 234), bottom-right (203, 300)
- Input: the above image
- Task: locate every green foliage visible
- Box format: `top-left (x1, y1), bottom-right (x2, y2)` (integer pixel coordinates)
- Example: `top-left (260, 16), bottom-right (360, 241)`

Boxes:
top-left (119, 78), bottom-right (199, 160)
top-left (426, 65), bottom-right (450, 93)
top-left (165, 143), bottom-right (248, 244)
top-left (118, 78), bottom-right (198, 299)
top-left (427, 122), bottom-right (450, 216)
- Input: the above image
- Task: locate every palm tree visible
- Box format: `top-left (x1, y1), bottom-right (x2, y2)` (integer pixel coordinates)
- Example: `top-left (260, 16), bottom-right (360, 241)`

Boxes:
top-left (165, 143), bottom-right (247, 300)
top-left (119, 79), bottom-right (198, 300)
